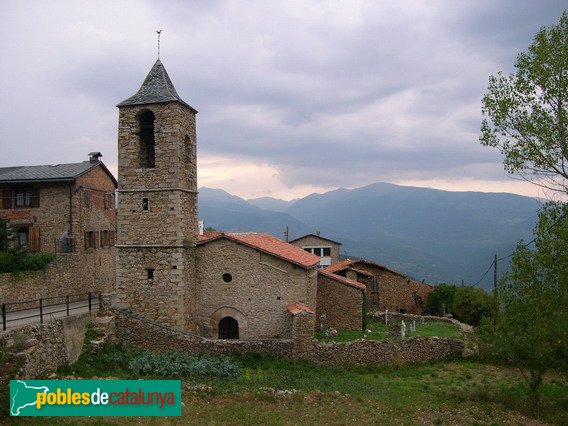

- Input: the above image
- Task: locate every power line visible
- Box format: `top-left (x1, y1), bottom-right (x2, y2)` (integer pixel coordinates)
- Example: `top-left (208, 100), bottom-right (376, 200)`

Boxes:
top-left (471, 211), bottom-right (566, 287)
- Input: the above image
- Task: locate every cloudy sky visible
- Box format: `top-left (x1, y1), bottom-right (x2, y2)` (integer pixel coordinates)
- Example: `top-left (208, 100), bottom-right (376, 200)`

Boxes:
top-left (1, 1), bottom-right (566, 200)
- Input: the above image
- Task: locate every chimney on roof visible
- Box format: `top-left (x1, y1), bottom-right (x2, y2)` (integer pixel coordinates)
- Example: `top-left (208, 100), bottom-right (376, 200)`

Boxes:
top-left (89, 152), bottom-right (103, 163)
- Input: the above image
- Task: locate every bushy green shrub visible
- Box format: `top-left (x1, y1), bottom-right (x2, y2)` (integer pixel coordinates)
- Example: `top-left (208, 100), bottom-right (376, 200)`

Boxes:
top-left (15, 252), bottom-right (55, 271)
top-left (129, 351), bottom-right (242, 378)
top-left (0, 251), bottom-right (54, 273)
top-left (0, 251), bottom-right (16, 273)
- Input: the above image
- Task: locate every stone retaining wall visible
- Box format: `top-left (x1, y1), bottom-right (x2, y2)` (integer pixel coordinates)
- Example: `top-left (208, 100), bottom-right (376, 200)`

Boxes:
top-left (310, 337), bottom-right (464, 367)
top-left (112, 307), bottom-right (464, 367)
top-left (112, 307), bottom-right (294, 357)
top-left (0, 312), bottom-right (97, 379)
top-left (1, 251), bottom-right (114, 310)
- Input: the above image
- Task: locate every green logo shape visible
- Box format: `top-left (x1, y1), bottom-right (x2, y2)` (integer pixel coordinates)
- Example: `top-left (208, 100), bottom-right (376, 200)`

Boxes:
top-left (10, 380), bottom-right (181, 417)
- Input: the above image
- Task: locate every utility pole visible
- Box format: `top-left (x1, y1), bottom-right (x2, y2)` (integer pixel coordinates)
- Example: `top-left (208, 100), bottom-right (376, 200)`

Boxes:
top-left (493, 254), bottom-right (498, 325)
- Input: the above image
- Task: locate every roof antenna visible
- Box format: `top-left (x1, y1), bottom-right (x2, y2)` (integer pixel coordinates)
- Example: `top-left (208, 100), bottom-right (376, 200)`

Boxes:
top-left (156, 29), bottom-right (162, 59)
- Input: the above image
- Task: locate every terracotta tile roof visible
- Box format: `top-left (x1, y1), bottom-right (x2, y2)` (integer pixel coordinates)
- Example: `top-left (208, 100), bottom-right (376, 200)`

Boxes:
top-left (287, 302), bottom-right (315, 315)
top-left (317, 270), bottom-right (367, 291)
top-left (326, 258), bottom-right (407, 279)
top-left (325, 259), bottom-right (356, 273)
top-left (198, 232), bottom-right (320, 269)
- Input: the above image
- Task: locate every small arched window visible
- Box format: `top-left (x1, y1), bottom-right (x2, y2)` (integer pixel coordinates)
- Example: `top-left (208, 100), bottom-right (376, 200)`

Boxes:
top-left (139, 110), bottom-right (155, 168)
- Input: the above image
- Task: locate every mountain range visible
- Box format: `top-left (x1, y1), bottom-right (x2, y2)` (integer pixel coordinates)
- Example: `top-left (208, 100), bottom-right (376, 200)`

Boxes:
top-left (198, 182), bottom-right (542, 290)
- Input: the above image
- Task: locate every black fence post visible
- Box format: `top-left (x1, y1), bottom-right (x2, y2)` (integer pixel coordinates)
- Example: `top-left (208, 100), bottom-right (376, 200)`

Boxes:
top-left (88, 292), bottom-right (92, 312)
top-left (66, 295), bottom-right (70, 316)
top-left (39, 298), bottom-right (43, 324)
top-left (2, 304), bottom-right (6, 331)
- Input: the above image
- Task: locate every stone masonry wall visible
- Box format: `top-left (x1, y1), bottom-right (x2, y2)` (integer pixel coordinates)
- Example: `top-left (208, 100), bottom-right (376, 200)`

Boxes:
top-left (113, 307), bottom-right (293, 357)
top-left (195, 238), bottom-right (317, 339)
top-left (115, 247), bottom-right (192, 329)
top-left (349, 263), bottom-right (432, 314)
top-left (116, 102), bottom-right (198, 332)
top-left (0, 252), bottom-right (114, 308)
top-left (316, 274), bottom-right (363, 330)
top-left (310, 337), bottom-right (464, 367)
top-left (111, 306), bottom-right (463, 368)
top-left (0, 312), bottom-right (97, 379)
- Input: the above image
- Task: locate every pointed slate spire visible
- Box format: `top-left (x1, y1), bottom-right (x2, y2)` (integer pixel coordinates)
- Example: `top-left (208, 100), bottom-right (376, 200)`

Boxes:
top-left (117, 59), bottom-right (197, 112)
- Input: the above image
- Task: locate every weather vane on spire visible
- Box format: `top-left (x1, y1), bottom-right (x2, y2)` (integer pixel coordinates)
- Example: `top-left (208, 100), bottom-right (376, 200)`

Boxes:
top-left (156, 29), bottom-right (162, 59)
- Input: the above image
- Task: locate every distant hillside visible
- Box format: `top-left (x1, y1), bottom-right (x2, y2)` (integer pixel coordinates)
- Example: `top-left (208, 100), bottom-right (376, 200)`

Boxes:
top-left (198, 187), bottom-right (310, 239)
top-left (198, 183), bottom-right (540, 290)
top-left (247, 196), bottom-right (293, 212)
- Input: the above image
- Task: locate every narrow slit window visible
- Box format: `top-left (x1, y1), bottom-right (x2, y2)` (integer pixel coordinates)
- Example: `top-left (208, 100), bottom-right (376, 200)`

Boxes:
top-left (142, 198), bottom-right (149, 211)
top-left (147, 268), bottom-right (154, 280)
top-left (139, 110), bottom-right (156, 168)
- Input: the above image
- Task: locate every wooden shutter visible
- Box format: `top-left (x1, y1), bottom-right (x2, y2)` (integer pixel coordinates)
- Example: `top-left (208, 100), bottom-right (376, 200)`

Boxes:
top-left (30, 189), bottom-right (40, 208)
top-left (29, 227), bottom-right (41, 252)
top-left (2, 190), bottom-right (12, 209)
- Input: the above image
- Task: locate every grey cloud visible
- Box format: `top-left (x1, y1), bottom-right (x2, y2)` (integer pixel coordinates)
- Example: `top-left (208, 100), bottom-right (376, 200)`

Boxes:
top-left (0, 0), bottom-right (566, 194)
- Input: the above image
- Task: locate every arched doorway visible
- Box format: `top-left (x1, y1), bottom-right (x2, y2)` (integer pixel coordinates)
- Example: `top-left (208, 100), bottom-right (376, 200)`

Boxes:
top-left (218, 316), bottom-right (239, 339)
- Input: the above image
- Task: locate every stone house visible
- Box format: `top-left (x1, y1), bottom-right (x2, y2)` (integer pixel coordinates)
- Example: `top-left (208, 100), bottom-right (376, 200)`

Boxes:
top-left (0, 153), bottom-right (117, 254)
top-left (289, 233), bottom-right (342, 266)
top-left (325, 259), bottom-right (432, 314)
top-left (316, 269), bottom-right (366, 330)
top-left (114, 59), bottom-right (365, 339)
top-left (196, 231), bottom-right (319, 338)
top-left (0, 153), bottom-right (118, 303)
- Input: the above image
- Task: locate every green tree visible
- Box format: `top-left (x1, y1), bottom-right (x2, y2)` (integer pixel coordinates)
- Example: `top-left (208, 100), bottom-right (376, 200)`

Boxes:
top-left (424, 283), bottom-right (457, 316)
top-left (480, 11), bottom-right (568, 193)
top-left (0, 217), bottom-right (14, 251)
top-left (452, 286), bottom-right (492, 326)
top-left (478, 202), bottom-right (568, 412)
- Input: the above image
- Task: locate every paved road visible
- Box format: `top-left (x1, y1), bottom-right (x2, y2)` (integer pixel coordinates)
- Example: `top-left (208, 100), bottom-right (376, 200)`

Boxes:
top-left (1, 300), bottom-right (100, 330)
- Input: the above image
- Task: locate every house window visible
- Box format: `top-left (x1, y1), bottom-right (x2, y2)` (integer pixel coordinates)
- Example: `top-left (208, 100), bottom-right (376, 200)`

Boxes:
top-left (139, 110), bottom-right (156, 168)
top-left (147, 268), bottom-right (154, 280)
top-left (8, 189), bottom-right (40, 208)
top-left (142, 198), bottom-right (149, 211)
top-left (84, 231), bottom-right (96, 250)
top-left (370, 278), bottom-right (379, 292)
top-left (83, 187), bottom-right (92, 207)
top-left (15, 192), bottom-right (31, 206)
top-left (302, 246), bottom-right (332, 257)
top-left (104, 193), bottom-right (113, 209)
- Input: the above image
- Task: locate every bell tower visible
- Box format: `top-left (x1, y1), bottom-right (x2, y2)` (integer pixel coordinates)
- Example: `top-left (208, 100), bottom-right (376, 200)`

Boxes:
top-left (115, 59), bottom-right (198, 329)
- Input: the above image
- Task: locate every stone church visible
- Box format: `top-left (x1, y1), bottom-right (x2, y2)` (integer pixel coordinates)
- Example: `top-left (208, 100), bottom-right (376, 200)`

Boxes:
top-left (114, 59), bottom-right (364, 339)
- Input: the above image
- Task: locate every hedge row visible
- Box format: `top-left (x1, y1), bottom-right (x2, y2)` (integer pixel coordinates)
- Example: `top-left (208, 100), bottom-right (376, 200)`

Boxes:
top-left (0, 251), bottom-right (55, 273)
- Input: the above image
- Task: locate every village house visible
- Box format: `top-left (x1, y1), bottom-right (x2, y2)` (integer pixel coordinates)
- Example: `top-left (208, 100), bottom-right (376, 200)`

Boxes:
top-left (0, 153), bottom-right (117, 255)
top-left (325, 259), bottom-right (433, 314)
top-left (289, 233), bottom-right (342, 266)
top-left (0, 153), bottom-right (117, 302)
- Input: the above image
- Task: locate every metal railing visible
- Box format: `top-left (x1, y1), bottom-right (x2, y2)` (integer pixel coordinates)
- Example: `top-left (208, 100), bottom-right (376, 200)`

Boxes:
top-left (1, 291), bottom-right (101, 331)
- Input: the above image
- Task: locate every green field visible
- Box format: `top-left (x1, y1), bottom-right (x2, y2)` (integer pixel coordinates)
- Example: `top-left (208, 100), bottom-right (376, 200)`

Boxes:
top-left (3, 339), bottom-right (567, 425)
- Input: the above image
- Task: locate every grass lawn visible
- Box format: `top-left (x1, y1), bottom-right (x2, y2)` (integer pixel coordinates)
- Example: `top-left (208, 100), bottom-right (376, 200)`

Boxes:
top-left (315, 319), bottom-right (463, 343)
top-left (5, 344), bottom-right (567, 425)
